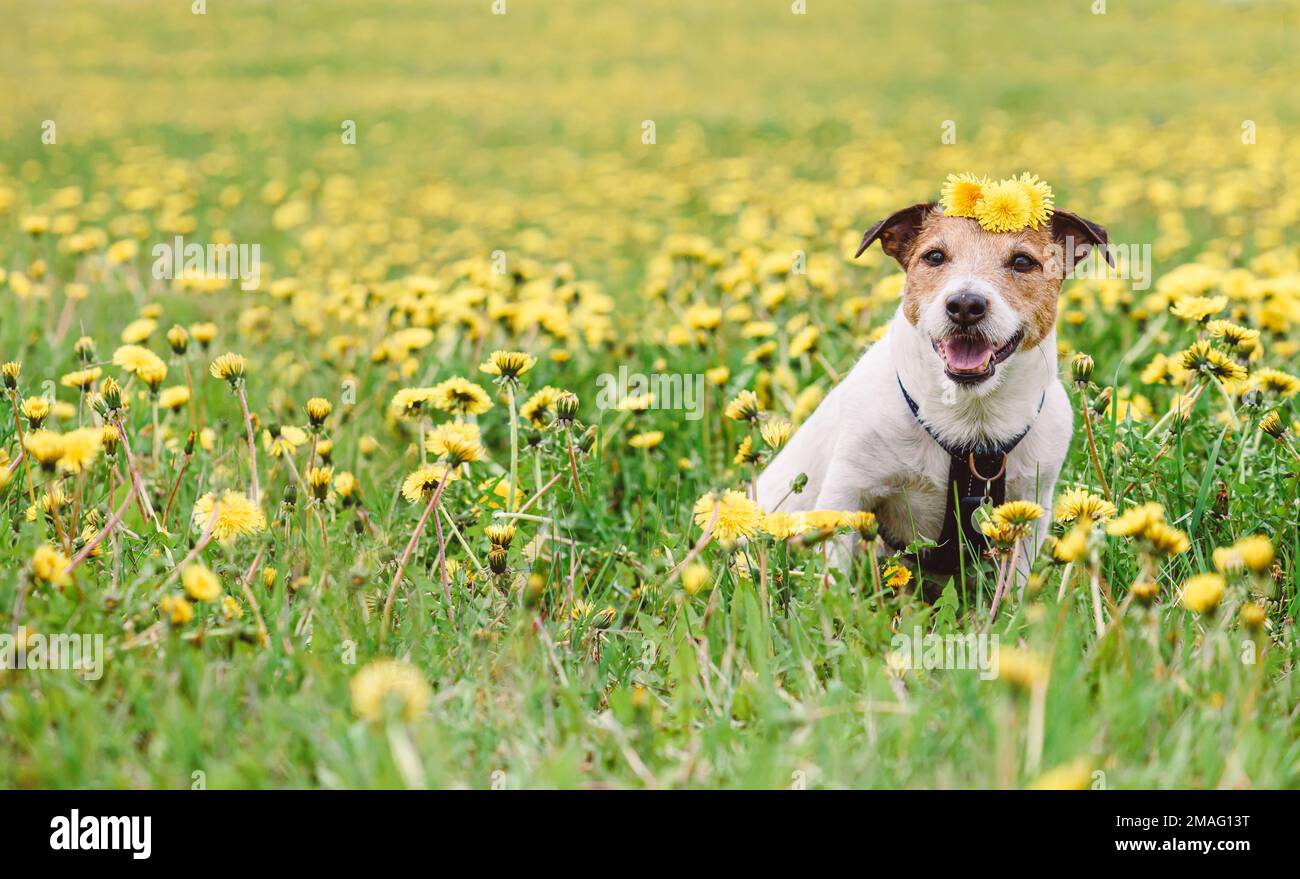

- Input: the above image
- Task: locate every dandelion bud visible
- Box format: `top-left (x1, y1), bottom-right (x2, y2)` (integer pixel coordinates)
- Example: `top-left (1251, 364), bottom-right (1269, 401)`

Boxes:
top-left (554, 391), bottom-right (579, 425)
top-left (1092, 386), bottom-right (1112, 417)
top-left (74, 336), bottom-right (96, 361)
top-left (307, 466), bottom-right (333, 502)
top-left (282, 483), bottom-right (297, 510)
top-left (101, 425), bottom-right (121, 457)
top-left (209, 352), bottom-right (247, 388)
top-left (1070, 353), bottom-right (1094, 386)
top-left (1131, 581), bottom-right (1159, 607)
top-left (485, 522), bottom-right (516, 549)
top-left (578, 425), bottom-right (597, 454)
top-left (262, 567), bottom-right (278, 589)
top-left (1239, 603), bottom-right (1267, 630)
top-left (523, 573), bottom-right (545, 607)
top-left (99, 377), bottom-right (122, 412)
top-left (306, 397), bottom-right (332, 427)
top-left (792, 472), bottom-right (808, 494)
top-left (1, 361), bottom-right (20, 390)
top-left (849, 510), bottom-right (879, 542)
top-left (166, 324), bottom-right (190, 355)
top-left (185, 430), bottom-right (196, 456)
top-left (487, 545), bottom-right (509, 575)
top-left (21, 396), bottom-right (51, 430)
top-left (1260, 410), bottom-right (1286, 440)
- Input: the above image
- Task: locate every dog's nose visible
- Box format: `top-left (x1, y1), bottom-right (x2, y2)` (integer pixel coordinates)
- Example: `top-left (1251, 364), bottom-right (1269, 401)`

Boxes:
top-left (945, 292), bottom-right (988, 327)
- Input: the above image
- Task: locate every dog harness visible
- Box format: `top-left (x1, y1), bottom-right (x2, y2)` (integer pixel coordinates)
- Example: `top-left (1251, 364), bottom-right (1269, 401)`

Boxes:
top-left (891, 376), bottom-right (1045, 576)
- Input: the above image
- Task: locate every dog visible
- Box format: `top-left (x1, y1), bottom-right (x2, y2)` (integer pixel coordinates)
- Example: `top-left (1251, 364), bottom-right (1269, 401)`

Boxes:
top-left (756, 200), bottom-right (1108, 588)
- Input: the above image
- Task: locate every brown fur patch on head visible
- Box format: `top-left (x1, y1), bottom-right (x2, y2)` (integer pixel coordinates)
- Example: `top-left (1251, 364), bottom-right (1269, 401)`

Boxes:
top-left (899, 215), bottom-right (1062, 349)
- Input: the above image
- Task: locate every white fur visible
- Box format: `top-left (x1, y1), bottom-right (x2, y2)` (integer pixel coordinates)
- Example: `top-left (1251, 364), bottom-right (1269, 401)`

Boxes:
top-left (757, 307), bottom-right (1072, 582)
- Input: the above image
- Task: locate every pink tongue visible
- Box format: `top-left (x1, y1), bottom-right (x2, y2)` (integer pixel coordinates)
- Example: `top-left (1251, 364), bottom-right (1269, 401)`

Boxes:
top-left (943, 336), bottom-right (992, 370)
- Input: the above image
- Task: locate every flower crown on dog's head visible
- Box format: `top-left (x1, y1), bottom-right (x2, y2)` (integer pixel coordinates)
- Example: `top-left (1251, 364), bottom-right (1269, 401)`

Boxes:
top-left (940, 172), bottom-right (1054, 233)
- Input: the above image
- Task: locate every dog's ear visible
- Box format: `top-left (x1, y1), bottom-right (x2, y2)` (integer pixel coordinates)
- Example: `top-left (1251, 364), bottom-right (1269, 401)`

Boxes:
top-left (854, 202), bottom-right (935, 265)
top-left (1050, 210), bottom-right (1113, 267)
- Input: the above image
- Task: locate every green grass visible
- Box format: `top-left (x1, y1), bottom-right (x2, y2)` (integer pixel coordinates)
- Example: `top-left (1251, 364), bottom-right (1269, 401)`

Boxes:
top-left (0, 0), bottom-right (1298, 789)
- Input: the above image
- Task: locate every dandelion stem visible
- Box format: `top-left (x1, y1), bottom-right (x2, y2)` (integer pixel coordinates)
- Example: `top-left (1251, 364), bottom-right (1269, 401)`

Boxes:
top-left (1079, 391), bottom-right (1113, 502)
top-left (564, 428), bottom-right (584, 500)
top-left (506, 383), bottom-right (520, 511)
top-left (237, 385), bottom-right (260, 503)
top-left (381, 474), bottom-right (449, 641)
top-left (7, 390), bottom-right (37, 504)
top-left (63, 479), bottom-right (138, 576)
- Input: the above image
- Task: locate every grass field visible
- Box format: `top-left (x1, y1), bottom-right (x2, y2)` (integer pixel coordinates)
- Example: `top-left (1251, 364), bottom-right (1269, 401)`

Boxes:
top-left (1, 0), bottom-right (1299, 788)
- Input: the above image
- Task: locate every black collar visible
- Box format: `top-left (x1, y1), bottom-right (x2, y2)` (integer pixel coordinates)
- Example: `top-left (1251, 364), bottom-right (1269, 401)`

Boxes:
top-left (885, 374), bottom-right (1047, 577)
top-left (896, 374), bottom-right (1045, 458)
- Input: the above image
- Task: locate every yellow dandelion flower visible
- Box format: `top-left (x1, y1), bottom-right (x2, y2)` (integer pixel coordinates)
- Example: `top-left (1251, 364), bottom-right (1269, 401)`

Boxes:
top-left (996, 646), bottom-right (1048, 688)
top-left (1016, 172), bottom-right (1054, 229)
top-left (1180, 573), bottom-right (1225, 614)
top-left (208, 352), bottom-right (247, 386)
top-left (725, 389), bottom-right (761, 422)
top-left (119, 318), bottom-right (157, 344)
top-left (431, 376), bottom-right (493, 416)
top-left (940, 172), bottom-right (987, 218)
top-left (1027, 758), bottom-right (1092, 791)
top-left (1170, 295), bottom-right (1227, 323)
top-left (221, 595), bottom-right (244, 620)
top-left (629, 430), bottom-right (665, 450)
top-left (733, 435), bottom-right (760, 464)
top-left (692, 489), bottom-right (762, 541)
top-left (351, 659), bottom-right (431, 723)
top-left (391, 386), bottom-right (437, 418)
top-left (1106, 502), bottom-right (1165, 538)
top-left (20, 396), bottom-right (50, 428)
top-left (159, 594), bottom-right (194, 625)
top-left (1053, 487), bottom-right (1116, 524)
top-left (31, 544), bottom-right (72, 586)
top-left (192, 491), bottom-right (267, 542)
top-left (158, 385), bottom-right (190, 411)
top-left (1179, 340), bottom-right (1247, 382)
top-left (181, 564), bottom-right (221, 602)
top-left (479, 350), bottom-right (536, 381)
top-left (992, 500), bottom-right (1044, 528)
top-left (803, 509), bottom-right (850, 532)
top-left (1143, 521), bottom-right (1191, 556)
top-left (882, 562), bottom-right (912, 589)
top-left (114, 344), bottom-right (167, 380)
top-left (425, 421), bottom-right (485, 466)
top-left (1251, 368), bottom-right (1300, 398)
top-left (23, 429), bottom-right (66, 470)
top-left (519, 385), bottom-right (562, 426)
top-left (973, 178), bottom-right (1032, 233)
top-left (789, 325), bottom-right (820, 358)
top-left (306, 465), bottom-right (333, 501)
top-left (1051, 527), bottom-right (1089, 563)
top-left (60, 366), bottom-right (102, 390)
top-left (681, 563), bottom-right (711, 596)
top-left (57, 427), bottom-right (102, 474)
top-left (262, 425), bottom-right (308, 457)
top-left (402, 463), bottom-right (458, 502)
top-left (758, 417), bottom-right (793, 451)
top-left (762, 511), bottom-right (808, 540)
top-left (306, 397), bottom-right (333, 426)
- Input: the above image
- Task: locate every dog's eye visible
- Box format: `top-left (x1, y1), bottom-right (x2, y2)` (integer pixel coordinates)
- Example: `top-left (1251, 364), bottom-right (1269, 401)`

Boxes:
top-left (921, 249), bottom-right (946, 266)
top-left (1009, 253), bottom-right (1038, 273)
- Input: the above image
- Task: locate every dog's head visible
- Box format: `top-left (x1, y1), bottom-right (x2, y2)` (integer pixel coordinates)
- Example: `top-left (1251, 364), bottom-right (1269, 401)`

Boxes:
top-left (856, 203), bottom-right (1108, 386)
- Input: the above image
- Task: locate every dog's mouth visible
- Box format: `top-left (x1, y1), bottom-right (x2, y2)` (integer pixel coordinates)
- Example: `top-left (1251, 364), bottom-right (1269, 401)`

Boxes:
top-left (932, 329), bottom-right (1024, 384)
